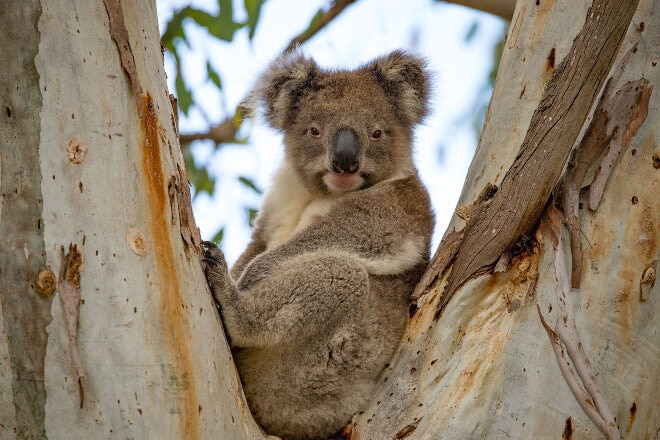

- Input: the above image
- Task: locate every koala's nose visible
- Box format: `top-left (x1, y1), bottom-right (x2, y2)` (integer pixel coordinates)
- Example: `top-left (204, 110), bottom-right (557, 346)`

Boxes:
top-left (332, 129), bottom-right (360, 174)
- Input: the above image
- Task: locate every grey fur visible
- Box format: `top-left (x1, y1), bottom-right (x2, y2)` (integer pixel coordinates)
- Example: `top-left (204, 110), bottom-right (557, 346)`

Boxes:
top-left (203, 50), bottom-right (434, 440)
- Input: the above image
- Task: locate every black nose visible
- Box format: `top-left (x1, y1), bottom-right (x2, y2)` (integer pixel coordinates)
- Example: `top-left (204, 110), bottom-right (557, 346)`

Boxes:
top-left (332, 129), bottom-right (360, 174)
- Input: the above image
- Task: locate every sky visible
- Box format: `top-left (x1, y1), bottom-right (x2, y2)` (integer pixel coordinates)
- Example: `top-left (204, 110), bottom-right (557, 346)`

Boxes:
top-left (156, 0), bottom-right (506, 264)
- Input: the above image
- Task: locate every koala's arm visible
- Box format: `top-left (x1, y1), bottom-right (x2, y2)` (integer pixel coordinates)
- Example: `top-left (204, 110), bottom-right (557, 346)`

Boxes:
top-left (236, 176), bottom-right (433, 291)
top-left (204, 177), bottom-right (431, 348)
top-left (203, 242), bottom-right (368, 348)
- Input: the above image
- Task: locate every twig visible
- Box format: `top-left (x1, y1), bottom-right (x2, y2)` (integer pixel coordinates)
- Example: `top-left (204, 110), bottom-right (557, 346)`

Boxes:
top-left (179, 115), bottom-right (242, 145)
top-left (284, 0), bottom-right (357, 53)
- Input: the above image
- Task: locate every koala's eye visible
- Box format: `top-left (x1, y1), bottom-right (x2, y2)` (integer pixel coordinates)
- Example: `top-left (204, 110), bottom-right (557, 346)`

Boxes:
top-left (309, 126), bottom-right (321, 138)
top-left (370, 129), bottom-right (383, 140)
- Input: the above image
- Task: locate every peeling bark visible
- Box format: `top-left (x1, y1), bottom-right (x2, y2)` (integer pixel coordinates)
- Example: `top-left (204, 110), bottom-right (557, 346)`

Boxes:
top-left (537, 219), bottom-right (620, 440)
top-left (103, 0), bottom-right (142, 112)
top-left (58, 243), bottom-right (85, 408)
top-left (587, 79), bottom-right (652, 211)
top-left (561, 44), bottom-right (652, 288)
top-left (2, 0), bottom-right (266, 438)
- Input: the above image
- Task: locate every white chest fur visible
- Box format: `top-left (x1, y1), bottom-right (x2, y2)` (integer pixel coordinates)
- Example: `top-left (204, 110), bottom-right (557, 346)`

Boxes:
top-left (259, 166), bottom-right (339, 249)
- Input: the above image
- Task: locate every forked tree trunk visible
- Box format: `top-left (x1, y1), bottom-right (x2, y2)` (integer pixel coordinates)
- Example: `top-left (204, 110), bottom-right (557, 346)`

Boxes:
top-left (0, 1), bottom-right (657, 440)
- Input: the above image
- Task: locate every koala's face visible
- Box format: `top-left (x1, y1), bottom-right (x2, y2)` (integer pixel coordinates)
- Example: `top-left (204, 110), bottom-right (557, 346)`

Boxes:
top-left (255, 51), bottom-right (430, 195)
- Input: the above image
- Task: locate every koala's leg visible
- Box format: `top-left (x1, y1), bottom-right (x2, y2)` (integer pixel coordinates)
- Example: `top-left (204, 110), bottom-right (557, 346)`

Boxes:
top-left (205, 244), bottom-right (368, 348)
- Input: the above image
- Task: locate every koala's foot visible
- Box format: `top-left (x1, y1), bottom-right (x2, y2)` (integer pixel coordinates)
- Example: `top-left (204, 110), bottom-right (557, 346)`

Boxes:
top-left (201, 241), bottom-right (230, 308)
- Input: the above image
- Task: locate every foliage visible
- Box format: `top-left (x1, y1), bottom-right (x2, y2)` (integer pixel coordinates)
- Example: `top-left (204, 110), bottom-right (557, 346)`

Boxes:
top-left (161, 1), bottom-right (264, 117)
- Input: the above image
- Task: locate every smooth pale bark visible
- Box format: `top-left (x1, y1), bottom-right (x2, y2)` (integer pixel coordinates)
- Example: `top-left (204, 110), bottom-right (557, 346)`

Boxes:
top-left (1, 1), bottom-right (265, 438)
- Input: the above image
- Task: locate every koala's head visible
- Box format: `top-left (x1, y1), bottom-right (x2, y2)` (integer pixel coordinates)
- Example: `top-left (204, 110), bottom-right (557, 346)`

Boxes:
top-left (253, 50), bottom-right (430, 195)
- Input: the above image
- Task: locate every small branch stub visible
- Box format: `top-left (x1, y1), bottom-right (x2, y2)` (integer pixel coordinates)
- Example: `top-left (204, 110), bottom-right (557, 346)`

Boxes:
top-left (640, 261), bottom-right (657, 301)
top-left (36, 269), bottom-right (57, 297)
top-left (126, 227), bottom-right (149, 256)
top-left (66, 137), bottom-right (88, 164)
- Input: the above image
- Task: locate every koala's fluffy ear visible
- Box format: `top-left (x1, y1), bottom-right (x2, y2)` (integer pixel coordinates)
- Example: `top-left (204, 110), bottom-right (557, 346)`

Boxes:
top-left (252, 50), bottom-right (320, 131)
top-left (368, 50), bottom-right (430, 126)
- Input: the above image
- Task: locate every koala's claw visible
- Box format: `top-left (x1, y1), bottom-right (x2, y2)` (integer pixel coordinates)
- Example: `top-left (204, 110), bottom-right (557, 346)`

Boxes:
top-left (202, 240), bottom-right (223, 259)
top-left (202, 241), bottom-right (228, 269)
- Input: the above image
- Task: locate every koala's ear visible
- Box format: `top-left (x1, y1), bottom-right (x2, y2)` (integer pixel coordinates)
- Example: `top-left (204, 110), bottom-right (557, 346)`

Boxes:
top-left (252, 50), bottom-right (320, 130)
top-left (368, 50), bottom-right (430, 126)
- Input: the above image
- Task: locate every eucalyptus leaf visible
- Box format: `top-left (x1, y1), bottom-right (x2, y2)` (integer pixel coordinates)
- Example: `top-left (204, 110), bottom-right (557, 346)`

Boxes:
top-left (207, 62), bottom-right (223, 89)
top-left (210, 228), bottom-right (224, 244)
top-left (246, 208), bottom-right (259, 227)
top-left (244, 0), bottom-right (265, 40)
top-left (175, 73), bottom-right (193, 116)
top-left (238, 176), bottom-right (262, 194)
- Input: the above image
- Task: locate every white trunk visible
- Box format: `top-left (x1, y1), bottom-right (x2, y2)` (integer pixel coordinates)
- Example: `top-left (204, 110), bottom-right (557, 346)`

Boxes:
top-left (1, 0), bottom-right (657, 440)
top-left (1, 1), bottom-right (264, 438)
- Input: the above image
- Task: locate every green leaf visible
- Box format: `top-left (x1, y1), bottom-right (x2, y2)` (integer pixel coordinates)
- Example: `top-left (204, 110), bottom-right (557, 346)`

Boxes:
top-left (206, 62), bottom-right (223, 90)
top-left (464, 21), bottom-right (479, 43)
top-left (195, 167), bottom-right (216, 195)
top-left (175, 72), bottom-right (193, 116)
top-left (246, 208), bottom-right (259, 227)
top-left (182, 148), bottom-right (216, 196)
top-left (244, 0), bottom-right (265, 40)
top-left (210, 228), bottom-right (224, 244)
top-left (238, 176), bottom-right (262, 194)
top-left (160, 9), bottom-right (189, 52)
top-left (295, 8), bottom-right (325, 42)
top-left (186, 2), bottom-right (242, 41)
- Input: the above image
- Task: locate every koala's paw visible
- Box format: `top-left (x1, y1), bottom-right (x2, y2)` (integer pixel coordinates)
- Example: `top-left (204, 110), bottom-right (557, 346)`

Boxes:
top-left (201, 241), bottom-right (230, 302)
top-left (202, 240), bottom-right (225, 266)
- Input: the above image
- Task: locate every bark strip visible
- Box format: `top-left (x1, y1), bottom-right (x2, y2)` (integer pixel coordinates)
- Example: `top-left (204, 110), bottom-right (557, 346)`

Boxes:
top-left (58, 244), bottom-right (85, 408)
top-left (0, 3), bottom-right (52, 438)
top-left (104, 0), bottom-right (143, 113)
top-left (562, 65), bottom-right (652, 288)
top-left (442, 0), bottom-right (640, 305)
top-left (538, 226), bottom-right (621, 440)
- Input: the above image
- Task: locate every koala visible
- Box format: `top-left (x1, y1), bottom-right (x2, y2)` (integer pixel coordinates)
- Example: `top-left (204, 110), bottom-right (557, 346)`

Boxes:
top-left (202, 50), bottom-right (434, 440)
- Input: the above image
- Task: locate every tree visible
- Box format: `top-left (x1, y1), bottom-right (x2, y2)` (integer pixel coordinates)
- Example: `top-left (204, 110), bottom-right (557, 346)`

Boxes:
top-left (1, 1), bottom-right (256, 438)
top-left (0, 1), bottom-right (656, 440)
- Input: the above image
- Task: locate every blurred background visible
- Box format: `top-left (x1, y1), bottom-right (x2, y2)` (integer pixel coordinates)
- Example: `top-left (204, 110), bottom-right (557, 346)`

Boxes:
top-left (155, 0), bottom-right (508, 265)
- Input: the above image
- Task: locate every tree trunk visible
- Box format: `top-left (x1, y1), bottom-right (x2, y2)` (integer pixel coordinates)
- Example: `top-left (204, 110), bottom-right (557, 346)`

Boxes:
top-left (0, 1), bottom-right (657, 440)
top-left (349, 0), bottom-right (658, 439)
top-left (1, 1), bottom-right (263, 438)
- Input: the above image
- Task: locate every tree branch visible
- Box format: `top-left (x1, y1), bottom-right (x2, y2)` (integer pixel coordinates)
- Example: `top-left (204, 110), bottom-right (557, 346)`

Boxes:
top-left (442, 0), bottom-right (640, 304)
top-left (179, 114), bottom-right (242, 145)
top-left (284, 0), bottom-right (357, 53)
top-left (443, 0), bottom-right (515, 21)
